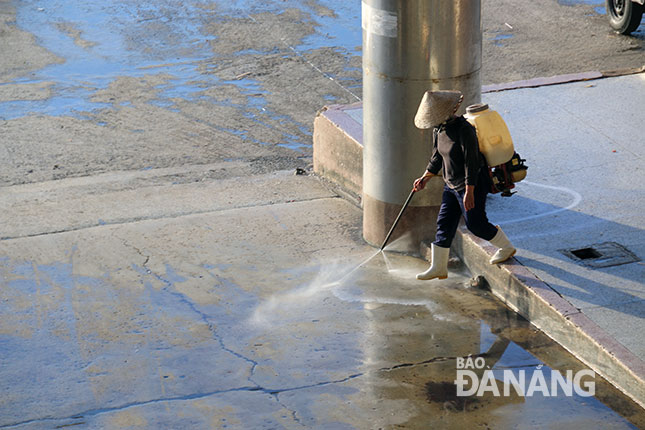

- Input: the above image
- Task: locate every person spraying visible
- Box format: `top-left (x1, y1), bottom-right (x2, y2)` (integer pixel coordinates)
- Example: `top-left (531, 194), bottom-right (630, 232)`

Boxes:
top-left (412, 90), bottom-right (516, 281)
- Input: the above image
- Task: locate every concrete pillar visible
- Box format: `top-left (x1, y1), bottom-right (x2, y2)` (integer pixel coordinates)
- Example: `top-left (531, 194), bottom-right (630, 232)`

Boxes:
top-left (362, 0), bottom-right (482, 251)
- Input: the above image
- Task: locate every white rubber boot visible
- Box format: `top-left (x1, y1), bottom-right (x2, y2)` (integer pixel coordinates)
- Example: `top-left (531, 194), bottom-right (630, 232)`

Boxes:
top-left (489, 226), bottom-right (516, 264)
top-left (417, 244), bottom-right (450, 280)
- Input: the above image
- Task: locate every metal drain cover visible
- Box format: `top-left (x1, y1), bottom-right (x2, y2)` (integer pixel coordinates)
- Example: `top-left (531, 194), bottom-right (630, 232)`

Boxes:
top-left (560, 242), bottom-right (640, 268)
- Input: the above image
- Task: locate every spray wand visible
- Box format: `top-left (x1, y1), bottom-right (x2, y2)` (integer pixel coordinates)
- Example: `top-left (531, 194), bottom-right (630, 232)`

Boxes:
top-left (379, 188), bottom-right (416, 251)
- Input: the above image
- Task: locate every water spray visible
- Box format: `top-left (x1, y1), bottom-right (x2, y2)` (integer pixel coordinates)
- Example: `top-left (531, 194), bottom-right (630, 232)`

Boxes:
top-left (334, 188), bottom-right (415, 288)
top-left (254, 189), bottom-right (417, 324)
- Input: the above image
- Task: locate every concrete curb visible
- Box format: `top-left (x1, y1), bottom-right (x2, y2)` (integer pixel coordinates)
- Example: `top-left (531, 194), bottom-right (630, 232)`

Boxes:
top-left (451, 229), bottom-right (645, 409)
top-left (313, 103), bottom-right (364, 198)
top-left (482, 66), bottom-right (645, 93)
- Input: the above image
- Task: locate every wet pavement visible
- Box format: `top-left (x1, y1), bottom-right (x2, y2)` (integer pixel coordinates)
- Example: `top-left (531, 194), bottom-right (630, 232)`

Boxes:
top-left (1, 0), bottom-right (362, 150)
top-left (0, 172), bottom-right (644, 429)
top-left (1, 0), bottom-right (643, 181)
top-left (1, 0), bottom-right (364, 189)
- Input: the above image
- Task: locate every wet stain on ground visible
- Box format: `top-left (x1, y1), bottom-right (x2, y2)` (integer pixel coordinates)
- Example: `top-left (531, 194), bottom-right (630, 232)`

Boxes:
top-left (558, 0), bottom-right (607, 14)
top-left (426, 381), bottom-right (473, 410)
top-left (1, 0), bottom-right (362, 153)
top-left (490, 32), bottom-right (514, 47)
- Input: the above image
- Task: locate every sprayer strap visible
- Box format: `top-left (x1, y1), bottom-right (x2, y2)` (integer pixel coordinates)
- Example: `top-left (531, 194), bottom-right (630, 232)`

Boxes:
top-left (433, 125), bottom-right (442, 149)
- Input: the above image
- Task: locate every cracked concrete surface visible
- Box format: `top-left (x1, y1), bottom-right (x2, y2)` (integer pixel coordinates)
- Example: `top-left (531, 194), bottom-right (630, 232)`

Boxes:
top-left (1, 173), bottom-right (643, 429)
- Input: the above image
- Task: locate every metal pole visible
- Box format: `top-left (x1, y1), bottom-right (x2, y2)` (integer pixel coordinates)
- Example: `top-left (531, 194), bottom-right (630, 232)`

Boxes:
top-left (362, 0), bottom-right (482, 252)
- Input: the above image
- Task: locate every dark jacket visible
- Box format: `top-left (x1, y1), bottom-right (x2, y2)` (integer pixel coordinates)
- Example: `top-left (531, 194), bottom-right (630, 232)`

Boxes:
top-left (426, 116), bottom-right (483, 192)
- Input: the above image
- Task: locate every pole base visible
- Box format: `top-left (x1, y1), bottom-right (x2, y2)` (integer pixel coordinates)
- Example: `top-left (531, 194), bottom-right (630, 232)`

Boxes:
top-left (363, 193), bottom-right (439, 254)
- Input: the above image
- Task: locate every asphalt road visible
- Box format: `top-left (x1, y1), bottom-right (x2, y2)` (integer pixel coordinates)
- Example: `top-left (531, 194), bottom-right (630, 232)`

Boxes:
top-left (482, 0), bottom-right (644, 84)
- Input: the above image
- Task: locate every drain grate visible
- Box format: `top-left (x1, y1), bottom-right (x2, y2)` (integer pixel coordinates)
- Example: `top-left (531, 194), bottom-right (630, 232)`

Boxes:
top-left (570, 247), bottom-right (601, 260)
top-left (560, 242), bottom-right (640, 268)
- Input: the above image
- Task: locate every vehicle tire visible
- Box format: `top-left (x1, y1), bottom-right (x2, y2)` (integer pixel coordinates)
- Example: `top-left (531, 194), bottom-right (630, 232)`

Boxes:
top-left (606, 0), bottom-right (644, 34)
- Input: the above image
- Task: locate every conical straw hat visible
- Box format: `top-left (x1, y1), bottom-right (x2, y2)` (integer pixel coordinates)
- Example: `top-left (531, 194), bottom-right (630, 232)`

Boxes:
top-left (414, 90), bottom-right (464, 129)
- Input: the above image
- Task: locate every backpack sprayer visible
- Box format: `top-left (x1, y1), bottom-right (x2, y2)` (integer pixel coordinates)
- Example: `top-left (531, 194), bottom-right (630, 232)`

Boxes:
top-left (465, 103), bottom-right (528, 196)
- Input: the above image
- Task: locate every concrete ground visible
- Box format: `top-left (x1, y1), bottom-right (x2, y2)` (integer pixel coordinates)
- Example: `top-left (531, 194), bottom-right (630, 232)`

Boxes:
top-left (2, 165), bottom-right (645, 429)
top-left (1, 0), bottom-right (644, 428)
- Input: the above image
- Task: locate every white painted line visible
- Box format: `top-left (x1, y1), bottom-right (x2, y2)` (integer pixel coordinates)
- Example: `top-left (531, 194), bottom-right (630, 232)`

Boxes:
top-left (496, 180), bottom-right (583, 225)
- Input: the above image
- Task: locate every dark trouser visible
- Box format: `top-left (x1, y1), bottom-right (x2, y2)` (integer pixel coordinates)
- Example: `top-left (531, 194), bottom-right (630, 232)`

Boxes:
top-left (433, 171), bottom-right (498, 248)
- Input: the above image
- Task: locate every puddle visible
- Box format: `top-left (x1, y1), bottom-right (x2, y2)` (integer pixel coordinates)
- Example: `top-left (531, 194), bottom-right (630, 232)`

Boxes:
top-left (216, 0), bottom-right (362, 54)
top-left (491, 32), bottom-right (515, 47)
top-left (3, 0), bottom-right (215, 118)
top-left (558, 0), bottom-right (606, 14)
top-left (297, 1), bottom-right (362, 53)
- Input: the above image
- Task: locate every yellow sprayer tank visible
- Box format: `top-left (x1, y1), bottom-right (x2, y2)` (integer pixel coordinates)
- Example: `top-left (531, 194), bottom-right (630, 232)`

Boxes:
top-left (465, 103), bottom-right (514, 166)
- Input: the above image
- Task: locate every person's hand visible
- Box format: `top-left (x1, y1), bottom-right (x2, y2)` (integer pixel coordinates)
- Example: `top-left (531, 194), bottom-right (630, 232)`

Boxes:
top-left (413, 172), bottom-right (434, 191)
top-left (463, 185), bottom-right (475, 211)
